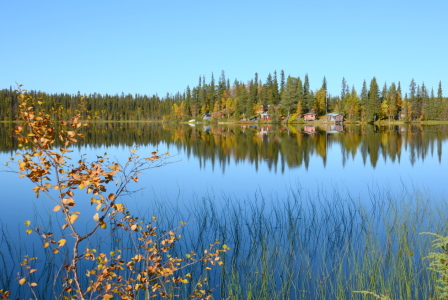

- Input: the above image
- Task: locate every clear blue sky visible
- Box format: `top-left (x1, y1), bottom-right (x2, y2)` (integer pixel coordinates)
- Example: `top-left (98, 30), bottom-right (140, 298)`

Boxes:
top-left (1, 0), bottom-right (447, 97)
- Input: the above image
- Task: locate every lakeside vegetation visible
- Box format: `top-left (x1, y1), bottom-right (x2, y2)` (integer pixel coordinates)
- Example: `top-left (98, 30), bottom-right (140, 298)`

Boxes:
top-left (0, 72), bottom-right (446, 123)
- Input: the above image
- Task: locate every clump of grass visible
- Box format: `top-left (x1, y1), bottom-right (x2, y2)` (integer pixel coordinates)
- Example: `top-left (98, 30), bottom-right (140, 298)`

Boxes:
top-left (148, 184), bottom-right (447, 299)
top-left (422, 232), bottom-right (448, 299)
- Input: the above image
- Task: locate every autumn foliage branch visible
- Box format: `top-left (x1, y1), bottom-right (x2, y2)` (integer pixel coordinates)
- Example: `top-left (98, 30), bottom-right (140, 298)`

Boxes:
top-left (2, 88), bottom-right (228, 300)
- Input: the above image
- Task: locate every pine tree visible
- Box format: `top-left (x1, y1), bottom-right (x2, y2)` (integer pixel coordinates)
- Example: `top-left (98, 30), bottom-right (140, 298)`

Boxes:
top-left (343, 86), bottom-right (360, 121)
top-left (218, 70), bottom-right (227, 100)
top-left (322, 76), bottom-right (327, 93)
top-left (296, 100), bottom-right (303, 118)
top-left (185, 86), bottom-right (192, 118)
top-left (281, 76), bottom-right (298, 117)
top-left (360, 80), bottom-right (368, 107)
top-left (421, 83), bottom-right (427, 119)
top-left (409, 79), bottom-right (420, 120)
top-left (296, 77), bottom-right (306, 113)
top-left (341, 77), bottom-right (348, 100)
top-left (366, 77), bottom-right (380, 122)
top-left (380, 82), bottom-right (388, 120)
top-left (273, 71), bottom-right (280, 105)
top-left (437, 81), bottom-right (444, 119)
top-left (207, 73), bottom-right (216, 110)
top-left (388, 83), bottom-right (398, 121)
top-left (303, 74), bottom-right (313, 112)
top-left (280, 70), bottom-right (285, 94)
top-left (314, 87), bottom-right (326, 115)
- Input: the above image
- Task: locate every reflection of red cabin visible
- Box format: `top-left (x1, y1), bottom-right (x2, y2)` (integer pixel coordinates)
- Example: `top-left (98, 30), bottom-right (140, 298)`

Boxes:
top-left (257, 126), bottom-right (270, 135)
top-left (260, 112), bottom-right (271, 120)
top-left (325, 113), bottom-right (343, 122)
top-left (303, 125), bottom-right (317, 134)
top-left (303, 113), bottom-right (317, 121)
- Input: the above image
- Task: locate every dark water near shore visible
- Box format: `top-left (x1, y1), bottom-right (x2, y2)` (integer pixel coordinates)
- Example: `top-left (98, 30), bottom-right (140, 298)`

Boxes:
top-left (1, 122), bottom-right (448, 298)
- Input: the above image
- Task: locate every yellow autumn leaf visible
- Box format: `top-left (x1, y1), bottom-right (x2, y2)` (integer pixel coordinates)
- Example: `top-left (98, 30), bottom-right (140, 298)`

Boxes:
top-left (44, 242), bottom-right (49, 248)
top-left (19, 278), bottom-right (26, 285)
top-left (115, 203), bottom-right (124, 212)
top-left (53, 205), bottom-right (61, 212)
top-left (58, 239), bottom-right (67, 247)
top-left (99, 222), bottom-right (107, 229)
top-left (67, 214), bottom-right (78, 224)
top-left (30, 282), bottom-right (38, 287)
top-left (110, 164), bottom-right (120, 171)
top-left (26, 229), bottom-right (32, 235)
top-left (62, 198), bottom-right (75, 206)
top-left (93, 213), bottom-right (99, 221)
top-left (108, 193), bottom-right (115, 201)
top-left (24, 220), bottom-right (31, 227)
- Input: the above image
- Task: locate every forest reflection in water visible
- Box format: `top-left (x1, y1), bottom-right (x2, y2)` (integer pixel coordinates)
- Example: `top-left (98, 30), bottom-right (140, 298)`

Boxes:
top-left (0, 122), bottom-right (446, 173)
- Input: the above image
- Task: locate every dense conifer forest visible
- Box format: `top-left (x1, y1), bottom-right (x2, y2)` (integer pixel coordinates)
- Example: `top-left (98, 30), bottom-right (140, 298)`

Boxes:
top-left (1, 71), bottom-right (446, 122)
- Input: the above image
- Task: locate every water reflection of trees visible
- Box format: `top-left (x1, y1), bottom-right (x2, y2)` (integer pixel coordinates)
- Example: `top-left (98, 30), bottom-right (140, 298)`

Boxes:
top-left (0, 123), bottom-right (446, 172)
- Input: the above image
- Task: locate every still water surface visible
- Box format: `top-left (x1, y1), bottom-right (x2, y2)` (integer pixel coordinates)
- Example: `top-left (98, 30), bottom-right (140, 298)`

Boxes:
top-left (1, 122), bottom-right (447, 224)
top-left (1, 122), bottom-right (447, 298)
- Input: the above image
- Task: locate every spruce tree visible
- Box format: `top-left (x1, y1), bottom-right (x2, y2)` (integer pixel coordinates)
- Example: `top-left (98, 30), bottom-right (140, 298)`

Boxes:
top-left (409, 79), bottom-right (419, 120)
top-left (388, 83), bottom-right (398, 120)
top-left (360, 80), bottom-right (368, 105)
top-left (281, 76), bottom-right (298, 117)
top-left (280, 70), bottom-right (285, 94)
top-left (437, 81), bottom-right (444, 119)
top-left (341, 77), bottom-right (348, 100)
top-left (366, 77), bottom-right (380, 122)
top-left (303, 74), bottom-right (313, 112)
top-left (322, 76), bottom-right (327, 93)
top-left (218, 70), bottom-right (226, 100)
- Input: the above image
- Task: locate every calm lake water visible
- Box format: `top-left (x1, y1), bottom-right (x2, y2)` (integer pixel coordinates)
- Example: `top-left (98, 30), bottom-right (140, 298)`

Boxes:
top-left (1, 122), bottom-right (448, 298)
top-left (1, 122), bottom-right (447, 220)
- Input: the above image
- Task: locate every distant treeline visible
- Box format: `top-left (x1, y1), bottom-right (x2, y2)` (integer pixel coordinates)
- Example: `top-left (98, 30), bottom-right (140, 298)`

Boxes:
top-left (0, 71), bottom-right (446, 122)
